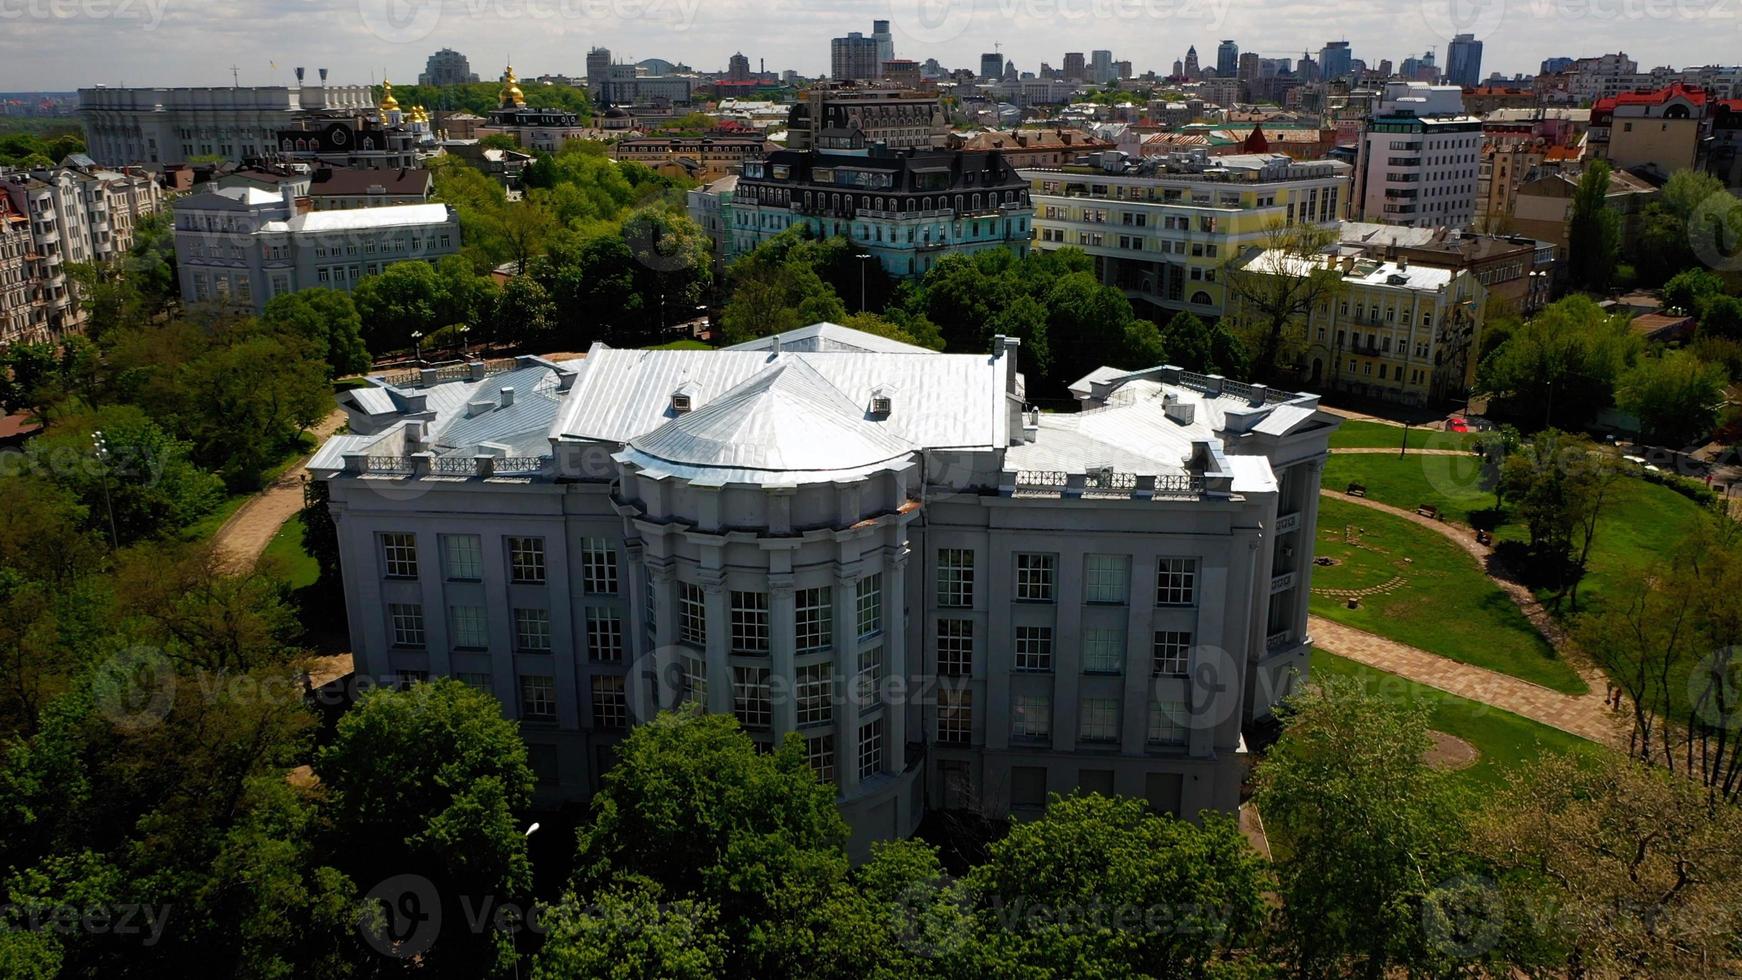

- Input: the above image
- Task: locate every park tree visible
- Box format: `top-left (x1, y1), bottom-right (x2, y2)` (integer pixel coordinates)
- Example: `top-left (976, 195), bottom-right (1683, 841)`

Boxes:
top-left (1661, 266), bottom-right (1725, 315)
top-left (317, 679), bottom-right (535, 977)
top-left (1468, 752), bottom-right (1742, 975)
top-left (720, 248), bottom-right (848, 344)
top-left (954, 793), bottom-right (1269, 977)
top-left (1567, 161), bottom-right (1621, 293)
top-left (1615, 349), bottom-right (1728, 446)
top-left (25, 404), bottom-right (223, 545)
top-left (1158, 311), bottom-right (1250, 376)
top-left (618, 206), bottom-right (714, 335)
top-left (491, 274), bottom-right (557, 348)
top-left (1221, 221), bottom-right (1344, 383)
top-left (1475, 295), bottom-right (1640, 430)
top-left (1473, 423), bottom-right (1522, 512)
top-left (1499, 428), bottom-right (1619, 607)
top-left (532, 876), bottom-right (728, 980)
top-left (262, 287), bottom-right (371, 377)
top-left (1254, 674), bottom-right (1463, 979)
top-left (1631, 169), bottom-right (1730, 286)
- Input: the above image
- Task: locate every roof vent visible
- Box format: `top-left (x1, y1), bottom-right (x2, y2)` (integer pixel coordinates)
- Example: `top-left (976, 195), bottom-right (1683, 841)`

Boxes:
top-left (869, 384), bottom-right (895, 416)
top-left (1163, 392), bottom-right (1196, 426)
top-left (499, 386), bottom-right (515, 408)
top-left (671, 381), bottom-right (695, 414)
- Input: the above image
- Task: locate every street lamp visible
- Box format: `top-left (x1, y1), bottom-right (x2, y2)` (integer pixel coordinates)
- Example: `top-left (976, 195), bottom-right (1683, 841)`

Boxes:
top-left (410, 330), bottom-right (423, 365)
top-left (457, 324), bottom-right (471, 359)
top-left (91, 430), bottom-right (119, 550)
top-left (855, 253), bottom-right (872, 312)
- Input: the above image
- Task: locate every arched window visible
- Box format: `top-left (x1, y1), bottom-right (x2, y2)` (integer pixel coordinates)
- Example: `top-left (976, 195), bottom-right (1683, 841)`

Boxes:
top-left (1190, 291), bottom-right (1212, 306)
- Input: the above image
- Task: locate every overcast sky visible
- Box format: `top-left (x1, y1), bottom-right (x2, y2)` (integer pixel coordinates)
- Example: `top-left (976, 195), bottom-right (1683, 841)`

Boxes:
top-left (4, 0), bottom-right (1736, 92)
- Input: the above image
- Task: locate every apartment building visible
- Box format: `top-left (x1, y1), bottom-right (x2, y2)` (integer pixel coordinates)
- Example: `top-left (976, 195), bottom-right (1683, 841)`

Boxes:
top-left (785, 84), bottom-right (948, 152)
top-left (1586, 82), bottom-right (1707, 179)
top-left (307, 168), bottom-right (432, 210)
top-left (307, 323), bottom-right (1338, 857)
top-left (171, 185), bottom-right (459, 311)
top-left (726, 145), bottom-right (1032, 279)
top-left (1356, 82), bottom-right (1482, 229)
top-left (1227, 249), bottom-right (1485, 406)
top-left (1339, 221), bottom-right (1556, 315)
top-left (1025, 150), bottom-right (1352, 318)
top-left (0, 160), bottom-right (165, 340)
top-left (0, 198), bottom-right (32, 343)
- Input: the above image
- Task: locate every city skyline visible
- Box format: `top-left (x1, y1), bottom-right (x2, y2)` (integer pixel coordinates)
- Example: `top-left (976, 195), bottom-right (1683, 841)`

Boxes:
top-left (5, 0), bottom-right (1738, 91)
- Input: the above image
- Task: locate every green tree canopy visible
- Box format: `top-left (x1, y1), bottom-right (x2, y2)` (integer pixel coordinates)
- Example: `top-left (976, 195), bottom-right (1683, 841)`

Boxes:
top-left (1616, 349), bottom-right (1728, 446)
top-left (1475, 294), bottom-right (1641, 430)
top-left (1567, 161), bottom-right (1621, 293)
top-left (262, 287), bottom-right (371, 377)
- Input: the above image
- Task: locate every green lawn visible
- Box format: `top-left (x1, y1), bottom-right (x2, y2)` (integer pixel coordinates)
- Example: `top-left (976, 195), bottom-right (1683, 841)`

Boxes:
top-left (260, 514), bottom-right (320, 590)
top-left (1322, 453), bottom-right (1497, 525)
top-left (1310, 497), bottom-right (1586, 694)
top-left (1329, 420), bottom-right (1479, 451)
top-left (647, 338), bottom-right (713, 350)
top-left (1310, 652), bottom-right (1605, 797)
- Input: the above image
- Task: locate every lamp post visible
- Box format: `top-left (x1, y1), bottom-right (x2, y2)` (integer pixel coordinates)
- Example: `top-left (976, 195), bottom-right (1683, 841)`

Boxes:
top-left (410, 330), bottom-right (423, 365)
top-left (457, 324), bottom-right (471, 359)
top-left (91, 430), bottom-right (119, 550)
top-left (855, 252), bottom-right (871, 312)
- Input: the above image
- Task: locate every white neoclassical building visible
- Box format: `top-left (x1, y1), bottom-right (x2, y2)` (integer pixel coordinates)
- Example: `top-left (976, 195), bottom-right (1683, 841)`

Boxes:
top-left (310, 324), bottom-right (1337, 857)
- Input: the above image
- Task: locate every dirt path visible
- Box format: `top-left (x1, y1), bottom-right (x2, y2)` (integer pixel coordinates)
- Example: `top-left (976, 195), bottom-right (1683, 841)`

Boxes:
top-left (1329, 447), bottom-right (1474, 456)
top-left (1314, 488), bottom-right (1626, 745)
top-left (213, 408), bottom-right (347, 567)
top-left (1311, 617), bottom-right (1627, 746)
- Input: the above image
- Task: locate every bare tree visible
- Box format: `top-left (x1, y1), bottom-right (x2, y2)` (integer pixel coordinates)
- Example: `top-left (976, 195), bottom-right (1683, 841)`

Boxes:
top-left (1221, 221), bottom-right (1344, 383)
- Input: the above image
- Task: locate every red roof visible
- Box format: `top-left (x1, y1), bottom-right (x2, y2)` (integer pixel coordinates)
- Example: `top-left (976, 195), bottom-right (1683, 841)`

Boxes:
top-left (1593, 81), bottom-right (1708, 112)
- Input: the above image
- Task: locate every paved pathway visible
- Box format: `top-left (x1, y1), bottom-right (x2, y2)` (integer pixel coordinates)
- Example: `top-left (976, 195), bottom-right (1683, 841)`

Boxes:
top-left (1329, 446), bottom-right (1473, 456)
top-left (1313, 488), bottom-right (1627, 746)
top-left (213, 409), bottom-right (348, 567)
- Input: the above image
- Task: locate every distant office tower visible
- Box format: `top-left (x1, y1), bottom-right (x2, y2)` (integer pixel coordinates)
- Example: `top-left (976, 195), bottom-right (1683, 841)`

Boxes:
top-left (1089, 50), bottom-right (1113, 84)
top-left (419, 48), bottom-right (479, 86)
top-left (1540, 56), bottom-right (1574, 75)
top-left (833, 33), bottom-right (881, 81)
top-left (980, 52), bottom-right (1003, 79)
top-left (1114, 60), bottom-right (1132, 80)
top-left (1216, 40), bottom-right (1239, 77)
top-left (1319, 41), bottom-right (1352, 80)
top-left (1172, 58), bottom-right (1184, 78)
top-left (873, 19), bottom-right (894, 74)
top-left (1183, 46), bottom-right (1199, 80)
top-left (1063, 52), bottom-right (1085, 81)
top-left (1446, 34), bottom-right (1483, 87)
top-left (727, 52), bottom-right (751, 82)
top-left (587, 47), bottom-right (613, 101)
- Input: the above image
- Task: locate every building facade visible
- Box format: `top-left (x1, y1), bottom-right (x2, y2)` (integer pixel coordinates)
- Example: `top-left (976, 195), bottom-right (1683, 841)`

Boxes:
top-left (419, 49), bottom-right (481, 86)
top-left (612, 136), bottom-right (769, 183)
top-left (171, 186), bottom-right (459, 311)
top-left (78, 79), bottom-right (375, 166)
top-left (1356, 82), bottom-right (1481, 229)
top-left (727, 145), bottom-right (1032, 278)
top-left (1025, 151), bottom-right (1352, 319)
top-left (1586, 82), bottom-right (1706, 179)
top-left (1445, 35), bottom-right (1484, 89)
top-left (0, 160), bottom-right (165, 341)
top-left (833, 34), bottom-right (882, 82)
top-left (786, 85), bottom-right (947, 152)
top-left (308, 324), bottom-right (1337, 857)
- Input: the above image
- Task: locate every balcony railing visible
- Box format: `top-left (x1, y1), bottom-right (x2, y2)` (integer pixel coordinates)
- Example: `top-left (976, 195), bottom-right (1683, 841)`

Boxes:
top-left (1270, 571), bottom-right (1297, 595)
top-left (1005, 470), bottom-right (1208, 500)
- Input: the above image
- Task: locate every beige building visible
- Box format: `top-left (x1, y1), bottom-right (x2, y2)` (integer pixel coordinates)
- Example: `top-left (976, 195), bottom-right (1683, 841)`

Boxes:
top-left (1509, 166), bottom-right (1658, 252)
top-left (1587, 83), bottom-right (1706, 180)
top-left (1228, 250), bottom-right (1486, 406)
top-left (611, 136), bottom-right (770, 183)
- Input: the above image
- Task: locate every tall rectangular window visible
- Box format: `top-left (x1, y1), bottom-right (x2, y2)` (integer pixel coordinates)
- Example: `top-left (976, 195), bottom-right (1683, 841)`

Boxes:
top-left (586, 608), bottom-right (624, 663)
top-left (514, 608), bottom-right (551, 652)
top-left (856, 574), bottom-right (882, 639)
top-left (679, 583), bottom-right (707, 645)
top-left (732, 666), bottom-right (771, 729)
top-left (937, 548), bottom-right (974, 607)
top-left (508, 537), bottom-right (546, 584)
top-left (1014, 626), bottom-right (1054, 672)
top-left (381, 532), bottom-right (418, 579)
top-left (1081, 626), bottom-right (1125, 674)
top-left (581, 538), bottom-right (618, 594)
top-left (441, 534), bottom-right (482, 581)
top-left (1015, 553), bottom-right (1056, 602)
top-left (519, 674), bottom-right (557, 721)
top-left (1079, 698), bottom-right (1120, 742)
top-left (938, 687), bottom-right (972, 745)
top-left (1157, 558), bottom-right (1197, 606)
top-left (1012, 694), bottom-right (1051, 738)
top-left (730, 590), bottom-right (770, 654)
top-left (805, 732), bottom-right (835, 783)
top-left (856, 645), bottom-right (885, 708)
top-left (449, 605), bottom-right (488, 650)
top-left (643, 569), bottom-right (657, 634)
top-left (591, 675), bottom-right (627, 731)
top-left (937, 618), bottom-right (973, 677)
top-left (1152, 631), bottom-right (1193, 676)
top-left (796, 586), bottom-right (833, 652)
top-left (796, 662), bottom-right (833, 726)
top-left (1084, 554), bottom-right (1129, 603)
top-left (456, 672), bottom-right (494, 693)
top-left (1148, 697), bottom-right (1189, 745)
top-left (858, 717), bottom-right (884, 780)
top-left (682, 653), bottom-right (707, 707)
top-left (389, 603), bottom-right (425, 648)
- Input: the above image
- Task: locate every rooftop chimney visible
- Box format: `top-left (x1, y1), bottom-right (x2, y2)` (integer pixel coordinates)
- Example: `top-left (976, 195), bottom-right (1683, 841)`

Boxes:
top-left (499, 386), bottom-right (515, 407)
